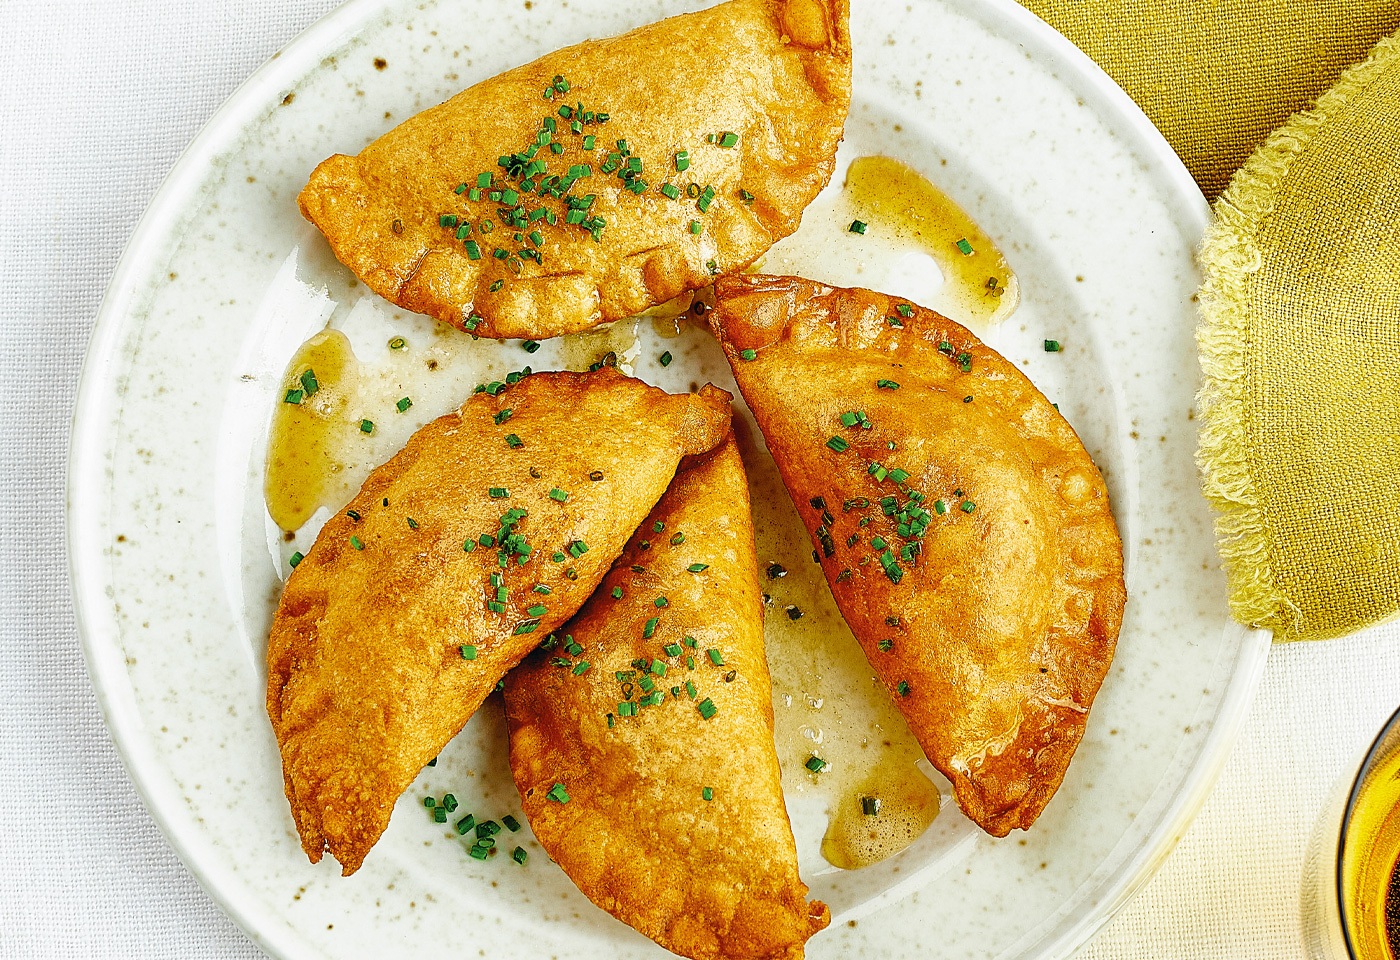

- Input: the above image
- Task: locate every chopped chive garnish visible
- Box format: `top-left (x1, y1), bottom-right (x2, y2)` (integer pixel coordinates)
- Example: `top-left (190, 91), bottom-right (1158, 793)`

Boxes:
top-left (805, 755), bottom-right (827, 773)
top-left (961, 500), bottom-right (977, 513)
top-left (423, 796), bottom-right (435, 808)
top-left (568, 539), bottom-right (589, 557)
top-left (572, 661), bottom-right (590, 675)
top-left (442, 793), bottom-right (459, 812)
top-left (527, 605), bottom-right (547, 617)
top-left (546, 783), bottom-right (569, 803)
top-left (849, 219), bottom-right (867, 234)
top-left (349, 536), bottom-right (364, 551)
top-left (896, 303), bottom-right (914, 317)
top-left (1044, 339), bottom-right (1062, 352)
top-left (396, 397), bottom-right (412, 412)
top-left (460, 644), bottom-right (477, 660)
top-left (718, 132), bottom-right (738, 148)
top-left (674, 150), bottom-right (690, 172)
top-left (739, 349), bottom-right (757, 361)
top-left (826, 436), bottom-right (849, 453)
top-left (708, 649), bottom-right (724, 666)
top-left (611, 586), bottom-right (623, 599)
top-left (299, 369), bottom-right (319, 396)
top-left (687, 563), bottom-right (708, 573)
top-left (283, 389), bottom-right (303, 404)
top-left (654, 596), bottom-right (668, 608)
top-left (455, 813), bottom-right (475, 835)
top-left (689, 220), bottom-right (703, 235)
top-left (505, 433), bottom-right (523, 448)
top-left (288, 551), bottom-right (304, 568)
top-left (643, 617), bottom-right (660, 638)
top-left (876, 379), bottom-right (900, 390)
top-left (702, 786), bottom-right (714, 801)
top-left (934, 500), bottom-right (947, 515)
top-left (512, 846), bottom-right (528, 864)
top-left (489, 487), bottom-right (509, 499)
top-left (549, 488), bottom-right (569, 502)
top-left (862, 796), bottom-right (882, 815)
top-left (697, 698), bottom-right (718, 720)
top-left (433, 807), bottom-right (447, 823)
top-left (897, 680), bottom-right (911, 696)
top-left (955, 238), bottom-right (973, 255)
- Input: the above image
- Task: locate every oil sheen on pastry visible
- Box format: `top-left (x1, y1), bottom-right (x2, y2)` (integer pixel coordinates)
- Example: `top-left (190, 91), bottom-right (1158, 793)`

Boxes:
top-left (298, 0), bottom-right (851, 340)
top-left (504, 434), bottom-right (829, 959)
top-left (708, 274), bottom-right (1126, 836)
top-left (266, 369), bottom-right (731, 874)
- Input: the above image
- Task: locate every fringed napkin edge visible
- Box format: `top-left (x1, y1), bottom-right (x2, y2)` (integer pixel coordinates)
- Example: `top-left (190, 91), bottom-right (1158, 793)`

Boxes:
top-left (1195, 31), bottom-right (1400, 641)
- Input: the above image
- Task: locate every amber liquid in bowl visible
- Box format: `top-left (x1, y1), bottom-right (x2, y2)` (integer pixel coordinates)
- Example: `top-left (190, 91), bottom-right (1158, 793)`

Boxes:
top-left (1342, 746), bottom-right (1400, 960)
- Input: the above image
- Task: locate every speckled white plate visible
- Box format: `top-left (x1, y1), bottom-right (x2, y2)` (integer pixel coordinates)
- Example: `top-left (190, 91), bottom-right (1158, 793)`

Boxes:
top-left (67, 0), bottom-right (1271, 958)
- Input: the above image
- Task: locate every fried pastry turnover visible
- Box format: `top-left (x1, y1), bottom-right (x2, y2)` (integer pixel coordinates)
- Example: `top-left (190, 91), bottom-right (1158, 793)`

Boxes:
top-left (298, 0), bottom-right (851, 340)
top-left (708, 275), bottom-right (1126, 836)
top-left (504, 434), bottom-right (829, 960)
top-left (267, 369), bottom-right (730, 874)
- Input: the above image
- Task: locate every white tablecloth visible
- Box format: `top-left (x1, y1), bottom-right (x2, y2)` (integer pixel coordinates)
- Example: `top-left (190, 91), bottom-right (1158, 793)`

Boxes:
top-left (3, 1), bottom-right (1397, 957)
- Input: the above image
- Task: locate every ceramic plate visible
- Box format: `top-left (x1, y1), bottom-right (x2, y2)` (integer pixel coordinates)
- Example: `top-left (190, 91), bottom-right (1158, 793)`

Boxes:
top-left (68, 0), bottom-right (1270, 957)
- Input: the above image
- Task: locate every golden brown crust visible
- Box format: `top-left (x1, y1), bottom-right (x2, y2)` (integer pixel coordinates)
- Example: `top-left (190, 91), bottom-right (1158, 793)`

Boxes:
top-left (503, 435), bottom-right (828, 960)
top-left (708, 275), bottom-right (1126, 835)
top-left (266, 369), bottom-right (730, 874)
top-left (298, 0), bottom-right (850, 340)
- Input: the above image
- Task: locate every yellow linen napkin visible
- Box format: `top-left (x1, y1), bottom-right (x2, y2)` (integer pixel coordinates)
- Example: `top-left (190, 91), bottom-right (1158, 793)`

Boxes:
top-left (1195, 29), bottom-right (1400, 641)
top-left (1016, 0), bottom-right (1400, 199)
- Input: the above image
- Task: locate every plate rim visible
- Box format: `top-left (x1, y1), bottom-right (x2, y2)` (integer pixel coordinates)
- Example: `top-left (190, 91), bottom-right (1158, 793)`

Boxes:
top-left (65, 0), bottom-right (1272, 957)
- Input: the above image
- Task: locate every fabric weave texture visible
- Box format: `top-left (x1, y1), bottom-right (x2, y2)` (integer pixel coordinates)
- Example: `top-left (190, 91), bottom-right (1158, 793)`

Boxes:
top-left (1018, 0), bottom-right (1400, 198)
top-left (1197, 28), bottom-right (1400, 641)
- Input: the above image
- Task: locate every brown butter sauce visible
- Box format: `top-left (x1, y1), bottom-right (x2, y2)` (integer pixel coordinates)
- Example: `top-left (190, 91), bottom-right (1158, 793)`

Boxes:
top-left (844, 155), bottom-right (1018, 327)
